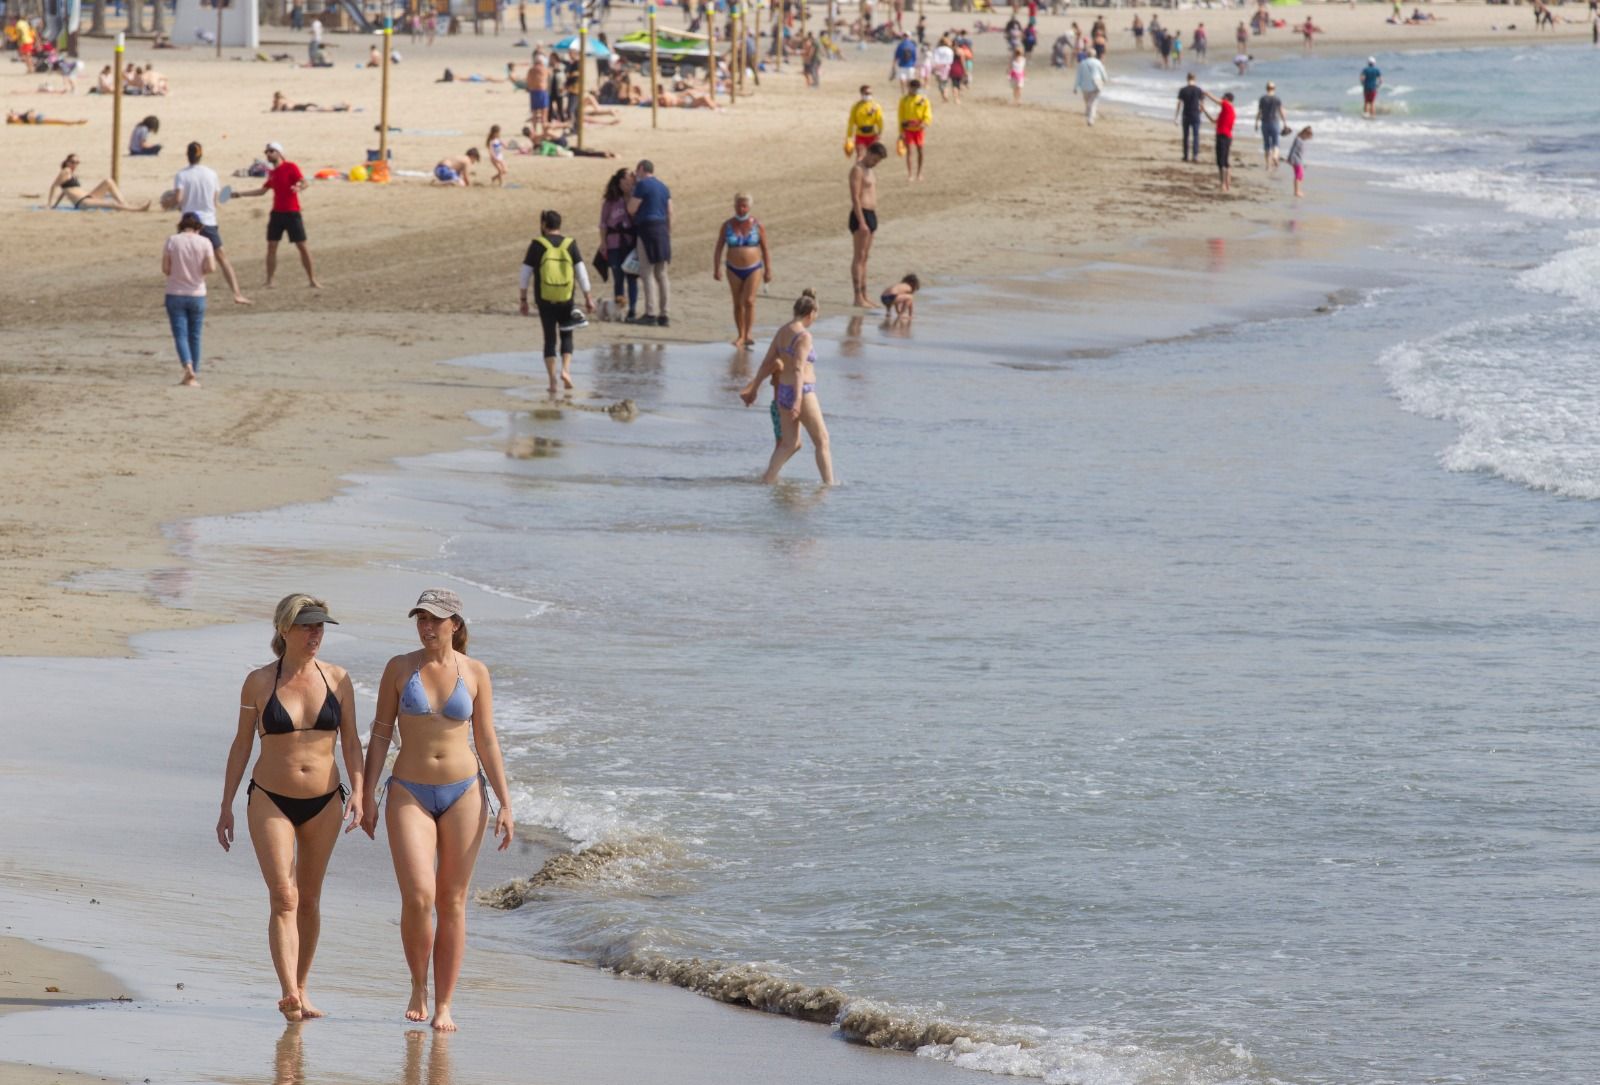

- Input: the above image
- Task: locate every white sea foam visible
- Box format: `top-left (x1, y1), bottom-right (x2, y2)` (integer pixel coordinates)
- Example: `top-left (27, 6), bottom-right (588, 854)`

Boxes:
top-left (508, 779), bottom-right (652, 848)
top-left (1382, 168), bottom-right (1600, 221)
top-left (1380, 309), bottom-right (1600, 499)
top-left (1518, 240), bottom-right (1600, 307)
top-left (918, 1032), bottom-right (1266, 1085)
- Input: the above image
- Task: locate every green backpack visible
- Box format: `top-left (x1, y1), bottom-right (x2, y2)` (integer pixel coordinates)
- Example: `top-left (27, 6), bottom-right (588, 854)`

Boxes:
top-left (535, 237), bottom-right (575, 303)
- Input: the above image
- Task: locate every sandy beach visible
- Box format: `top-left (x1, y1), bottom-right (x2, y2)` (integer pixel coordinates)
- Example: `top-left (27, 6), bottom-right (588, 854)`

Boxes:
top-left (1, 3), bottom-right (1592, 1080)
top-left (8, 1), bottom-right (1580, 655)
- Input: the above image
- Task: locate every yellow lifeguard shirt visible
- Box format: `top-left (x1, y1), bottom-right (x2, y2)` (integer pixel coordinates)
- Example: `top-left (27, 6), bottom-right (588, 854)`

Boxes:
top-left (847, 99), bottom-right (884, 139)
top-left (898, 93), bottom-right (931, 131)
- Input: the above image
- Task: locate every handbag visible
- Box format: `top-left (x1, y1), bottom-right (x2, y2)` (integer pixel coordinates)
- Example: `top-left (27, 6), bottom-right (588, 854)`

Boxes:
top-left (621, 245), bottom-right (641, 276)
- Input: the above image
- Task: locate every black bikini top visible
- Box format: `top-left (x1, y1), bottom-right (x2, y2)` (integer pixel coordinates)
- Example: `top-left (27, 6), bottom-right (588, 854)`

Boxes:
top-left (260, 658), bottom-right (341, 735)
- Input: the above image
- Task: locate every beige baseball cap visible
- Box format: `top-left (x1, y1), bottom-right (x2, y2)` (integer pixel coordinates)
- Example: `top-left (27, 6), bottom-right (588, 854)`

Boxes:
top-left (409, 588), bottom-right (464, 620)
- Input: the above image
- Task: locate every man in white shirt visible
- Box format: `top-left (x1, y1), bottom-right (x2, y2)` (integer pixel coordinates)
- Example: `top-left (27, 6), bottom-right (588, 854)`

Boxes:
top-left (174, 141), bottom-right (250, 305)
top-left (1074, 52), bottom-right (1108, 126)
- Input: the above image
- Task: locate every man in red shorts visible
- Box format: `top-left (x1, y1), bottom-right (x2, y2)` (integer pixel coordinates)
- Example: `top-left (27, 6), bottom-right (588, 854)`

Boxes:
top-left (845, 84), bottom-right (886, 161)
top-left (235, 141), bottom-right (322, 288)
top-left (897, 78), bottom-right (932, 182)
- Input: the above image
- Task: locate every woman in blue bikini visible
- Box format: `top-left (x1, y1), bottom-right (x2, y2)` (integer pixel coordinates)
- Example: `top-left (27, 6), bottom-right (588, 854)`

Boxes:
top-left (712, 192), bottom-right (772, 349)
top-left (360, 588), bottom-right (515, 1032)
top-left (217, 593), bottom-right (365, 1023)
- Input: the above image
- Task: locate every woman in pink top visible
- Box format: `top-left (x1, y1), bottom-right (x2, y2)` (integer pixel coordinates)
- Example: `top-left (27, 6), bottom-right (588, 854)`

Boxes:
top-left (163, 211), bottom-right (216, 386)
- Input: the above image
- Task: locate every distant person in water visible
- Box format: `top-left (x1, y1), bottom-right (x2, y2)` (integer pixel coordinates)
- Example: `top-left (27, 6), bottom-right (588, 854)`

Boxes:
top-left (1360, 56), bottom-right (1382, 118)
top-left (1287, 125), bottom-right (1312, 197)
top-left (217, 594), bottom-right (364, 1023)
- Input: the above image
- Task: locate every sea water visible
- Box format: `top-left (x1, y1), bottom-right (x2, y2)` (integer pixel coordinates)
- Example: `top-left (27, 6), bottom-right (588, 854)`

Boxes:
top-left (174, 45), bottom-right (1600, 1085)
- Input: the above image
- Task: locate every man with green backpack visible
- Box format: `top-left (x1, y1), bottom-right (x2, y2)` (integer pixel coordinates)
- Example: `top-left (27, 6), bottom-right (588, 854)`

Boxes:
top-left (519, 209), bottom-right (596, 396)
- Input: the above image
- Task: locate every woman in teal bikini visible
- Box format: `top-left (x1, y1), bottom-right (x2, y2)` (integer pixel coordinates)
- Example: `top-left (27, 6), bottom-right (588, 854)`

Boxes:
top-left (712, 192), bottom-right (772, 349)
top-left (360, 588), bottom-right (515, 1032)
top-left (217, 594), bottom-right (365, 1023)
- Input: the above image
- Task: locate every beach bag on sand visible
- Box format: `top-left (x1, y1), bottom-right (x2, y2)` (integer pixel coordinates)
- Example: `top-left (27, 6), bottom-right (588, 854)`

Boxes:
top-left (535, 237), bottom-right (576, 303)
top-left (621, 245), bottom-right (641, 276)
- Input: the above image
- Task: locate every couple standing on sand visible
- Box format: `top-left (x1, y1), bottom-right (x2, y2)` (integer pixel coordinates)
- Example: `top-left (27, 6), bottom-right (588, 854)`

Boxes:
top-left (217, 589), bottom-right (515, 1032)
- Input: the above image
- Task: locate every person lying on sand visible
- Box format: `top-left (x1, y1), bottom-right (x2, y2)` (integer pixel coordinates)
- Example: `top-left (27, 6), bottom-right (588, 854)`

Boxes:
top-left (272, 91), bottom-right (351, 112)
top-left (653, 83), bottom-right (722, 110)
top-left (8, 109), bottom-right (87, 125)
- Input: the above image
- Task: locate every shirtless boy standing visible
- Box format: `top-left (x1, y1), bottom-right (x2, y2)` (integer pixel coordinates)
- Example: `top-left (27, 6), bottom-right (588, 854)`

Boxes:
top-left (848, 142), bottom-right (886, 307)
top-left (527, 52), bottom-right (551, 129)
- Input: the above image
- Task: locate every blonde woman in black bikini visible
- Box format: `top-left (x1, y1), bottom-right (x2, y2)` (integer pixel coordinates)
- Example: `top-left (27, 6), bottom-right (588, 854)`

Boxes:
top-left (217, 594), bottom-right (365, 1022)
top-left (360, 588), bottom-right (515, 1032)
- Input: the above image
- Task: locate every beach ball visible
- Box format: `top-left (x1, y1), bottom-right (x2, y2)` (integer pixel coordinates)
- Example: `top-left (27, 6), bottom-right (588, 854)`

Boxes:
top-left (350, 166), bottom-right (369, 182)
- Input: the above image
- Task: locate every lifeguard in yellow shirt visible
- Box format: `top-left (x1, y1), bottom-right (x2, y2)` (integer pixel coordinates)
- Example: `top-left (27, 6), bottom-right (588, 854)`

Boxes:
top-left (898, 80), bottom-right (932, 182)
top-left (845, 84), bottom-right (885, 161)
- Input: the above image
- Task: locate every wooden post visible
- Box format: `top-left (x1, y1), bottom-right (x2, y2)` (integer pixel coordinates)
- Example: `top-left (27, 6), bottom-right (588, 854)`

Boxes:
top-left (111, 32), bottom-right (123, 184)
top-left (648, 4), bottom-right (659, 129)
top-left (379, 15), bottom-right (392, 164)
top-left (707, 0), bottom-right (716, 105)
top-left (215, 1), bottom-right (223, 57)
top-left (734, 6), bottom-right (743, 96)
top-left (799, 0), bottom-right (806, 59)
top-left (775, 0), bottom-right (782, 70)
top-left (752, 2), bottom-right (761, 85)
top-left (576, 19), bottom-right (587, 150)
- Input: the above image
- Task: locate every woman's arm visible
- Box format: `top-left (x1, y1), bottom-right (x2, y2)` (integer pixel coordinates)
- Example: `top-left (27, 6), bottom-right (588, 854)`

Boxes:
top-left (469, 661), bottom-right (515, 850)
top-left (712, 221), bottom-right (726, 280)
top-left (334, 668), bottom-right (365, 834)
top-left (788, 331), bottom-right (812, 417)
top-left (740, 336), bottom-right (783, 403)
top-left (217, 675), bottom-right (260, 851)
top-left (162, 242), bottom-right (172, 277)
top-left (359, 656), bottom-right (402, 836)
top-left (758, 222), bottom-right (772, 283)
top-left (48, 171), bottom-right (63, 208)
top-left (202, 244), bottom-right (216, 276)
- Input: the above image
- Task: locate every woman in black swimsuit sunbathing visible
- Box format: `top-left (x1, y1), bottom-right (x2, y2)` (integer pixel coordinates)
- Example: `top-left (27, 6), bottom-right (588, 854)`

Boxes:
top-left (217, 593), bottom-right (366, 1022)
top-left (47, 153), bottom-right (151, 211)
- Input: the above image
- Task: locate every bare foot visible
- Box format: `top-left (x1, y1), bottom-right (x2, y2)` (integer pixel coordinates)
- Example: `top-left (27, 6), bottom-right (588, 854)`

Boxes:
top-left (405, 983), bottom-right (429, 1023)
top-left (308, 279), bottom-right (323, 289)
top-left (297, 990), bottom-right (324, 1019)
top-left (432, 1004), bottom-right (457, 1032)
top-left (547, 383), bottom-right (560, 398)
top-left (233, 294), bottom-right (253, 305)
top-left (561, 371), bottom-right (574, 389)
top-left (278, 995), bottom-right (302, 1022)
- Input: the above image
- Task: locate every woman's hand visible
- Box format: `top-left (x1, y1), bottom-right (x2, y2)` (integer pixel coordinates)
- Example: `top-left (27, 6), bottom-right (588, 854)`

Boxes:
top-left (494, 805), bottom-right (515, 851)
top-left (216, 806), bottom-right (234, 852)
top-left (713, 265), bottom-right (723, 282)
top-left (343, 793), bottom-right (365, 835)
top-left (359, 796), bottom-right (380, 839)
top-left (763, 267), bottom-right (773, 284)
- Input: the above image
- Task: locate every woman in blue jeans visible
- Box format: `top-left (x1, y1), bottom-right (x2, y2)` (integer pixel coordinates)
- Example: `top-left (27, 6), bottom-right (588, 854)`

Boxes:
top-left (162, 212), bottom-right (216, 386)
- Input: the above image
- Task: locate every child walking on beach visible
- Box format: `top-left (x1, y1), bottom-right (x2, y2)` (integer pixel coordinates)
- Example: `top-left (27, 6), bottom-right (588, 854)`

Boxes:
top-left (1009, 47), bottom-right (1026, 104)
top-left (486, 125), bottom-right (508, 186)
top-left (1287, 125), bottom-right (1312, 197)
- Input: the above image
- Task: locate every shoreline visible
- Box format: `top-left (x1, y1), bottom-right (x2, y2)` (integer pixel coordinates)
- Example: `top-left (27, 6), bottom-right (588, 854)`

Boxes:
top-left (0, 22), bottom-right (1572, 1084)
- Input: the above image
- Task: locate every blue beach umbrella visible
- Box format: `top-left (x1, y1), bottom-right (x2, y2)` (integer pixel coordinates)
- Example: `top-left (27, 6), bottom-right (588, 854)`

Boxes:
top-left (554, 34), bottom-right (612, 57)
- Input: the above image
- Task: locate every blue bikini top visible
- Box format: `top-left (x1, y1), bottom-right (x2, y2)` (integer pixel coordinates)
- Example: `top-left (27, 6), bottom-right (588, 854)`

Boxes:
top-left (400, 664), bottom-right (473, 721)
top-left (725, 218), bottom-right (760, 247)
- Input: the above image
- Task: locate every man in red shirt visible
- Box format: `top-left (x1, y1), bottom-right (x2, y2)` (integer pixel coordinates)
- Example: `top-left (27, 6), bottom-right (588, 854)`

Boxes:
top-left (1203, 90), bottom-right (1237, 193)
top-left (236, 141), bottom-right (321, 288)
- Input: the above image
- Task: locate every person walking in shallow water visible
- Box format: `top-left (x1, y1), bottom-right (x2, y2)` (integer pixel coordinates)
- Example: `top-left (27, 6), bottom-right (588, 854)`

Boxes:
top-left (740, 289), bottom-right (835, 485)
top-left (218, 594), bottom-right (365, 1023)
top-left (361, 589), bottom-right (515, 1033)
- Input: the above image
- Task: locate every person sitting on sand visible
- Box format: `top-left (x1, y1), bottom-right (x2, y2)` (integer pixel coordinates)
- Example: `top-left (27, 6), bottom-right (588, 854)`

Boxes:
top-left (433, 148), bottom-right (480, 186)
top-left (141, 65), bottom-right (171, 95)
top-left (48, 154), bottom-right (151, 211)
top-left (93, 65), bottom-right (115, 93)
top-left (130, 114), bottom-right (162, 156)
top-left (8, 109), bottom-right (87, 125)
top-left (217, 594), bottom-right (365, 1024)
top-left (879, 273), bottom-right (918, 319)
top-left (271, 91), bottom-right (351, 112)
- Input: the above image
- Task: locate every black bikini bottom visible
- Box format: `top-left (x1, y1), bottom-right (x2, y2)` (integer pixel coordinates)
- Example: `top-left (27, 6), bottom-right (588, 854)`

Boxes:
top-left (248, 779), bottom-right (347, 827)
